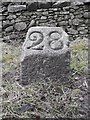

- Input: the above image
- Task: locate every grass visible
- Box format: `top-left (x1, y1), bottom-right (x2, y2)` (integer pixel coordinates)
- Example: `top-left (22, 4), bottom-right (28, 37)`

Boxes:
top-left (2, 42), bottom-right (21, 73)
top-left (70, 39), bottom-right (88, 74)
top-left (1, 38), bottom-right (89, 118)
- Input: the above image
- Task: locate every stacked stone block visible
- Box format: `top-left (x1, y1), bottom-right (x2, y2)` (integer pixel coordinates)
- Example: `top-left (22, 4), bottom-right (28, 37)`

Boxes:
top-left (1, 1), bottom-right (89, 45)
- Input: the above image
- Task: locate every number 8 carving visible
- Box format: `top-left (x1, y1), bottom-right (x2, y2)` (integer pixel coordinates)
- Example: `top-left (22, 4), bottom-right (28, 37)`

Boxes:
top-left (49, 31), bottom-right (63, 50)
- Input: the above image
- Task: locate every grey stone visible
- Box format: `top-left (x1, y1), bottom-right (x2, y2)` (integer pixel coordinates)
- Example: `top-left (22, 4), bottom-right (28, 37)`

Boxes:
top-left (2, 11), bottom-right (8, 16)
top-left (72, 1), bottom-right (84, 5)
top-left (5, 26), bottom-right (13, 32)
top-left (78, 27), bottom-right (85, 31)
top-left (65, 15), bottom-right (70, 20)
top-left (84, 12), bottom-right (90, 18)
top-left (2, 7), bottom-right (7, 12)
top-left (31, 15), bottom-right (37, 19)
top-left (16, 13), bottom-right (21, 16)
top-left (37, 9), bottom-right (43, 12)
top-left (15, 104), bottom-right (35, 113)
top-left (48, 10), bottom-right (54, 14)
top-left (0, 21), bottom-right (2, 29)
top-left (14, 22), bottom-right (27, 31)
top-left (79, 29), bottom-right (88, 34)
top-left (2, 2), bottom-right (10, 6)
top-left (7, 14), bottom-right (16, 20)
top-left (8, 5), bottom-right (26, 13)
top-left (63, 6), bottom-right (70, 11)
top-left (3, 36), bottom-right (10, 41)
top-left (72, 19), bottom-right (80, 26)
top-left (42, 11), bottom-right (48, 15)
top-left (6, 15), bottom-right (13, 20)
top-left (41, 16), bottom-right (47, 20)
top-left (57, 17), bottom-right (64, 22)
top-left (3, 20), bottom-right (12, 29)
top-left (11, 20), bottom-right (15, 24)
top-left (39, 19), bottom-right (48, 23)
top-left (68, 28), bottom-right (78, 35)
top-left (68, 19), bottom-right (72, 26)
top-left (52, 0), bottom-right (71, 8)
top-left (48, 23), bottom-right (57, 27)
top-left (15, 19), bottom-right (22, 23)
top-left (84, 0), bottom-right (90, 3)
top-left (28, 20), bottom-right (36, 28)
top-left (20, 27), bottom-right (70, 85)
top-left (72, 5), bottom-right (79, 10)
top-left (10, 34), bottom-right (16, 39)
top-left (85, 19), bottom-right (89, 24)
top-left (53, 8), bottom-right (58, 11)
top-left (75, 14), bottom-right (83, 18)
top-left (69, 8), bottom-right (75, 13)
top-left (38, 2), bottom-right (52, 9)
top-left (54, 15), bottom-right (58, 19)
top-left (70, 13), bottom-right (75, 19)
top-left (27, 2), bottom-right (38, 11)
top-left (55, 11), bottom-right (60, 15)
top-left (59, 21), bottom-right (67, 26)
top-left (48, 16), bottom-right (54, 19)
top-left (79, 97), bottom-right (84, 102)
top-left (75, 0), bottom-right (90, 3)
top-left (63, 11), bottom-right (69, 15)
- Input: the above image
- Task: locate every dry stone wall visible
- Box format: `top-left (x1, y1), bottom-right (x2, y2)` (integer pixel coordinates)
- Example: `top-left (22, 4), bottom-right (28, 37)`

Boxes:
top-left (1, 1), bottom-right (90, 45)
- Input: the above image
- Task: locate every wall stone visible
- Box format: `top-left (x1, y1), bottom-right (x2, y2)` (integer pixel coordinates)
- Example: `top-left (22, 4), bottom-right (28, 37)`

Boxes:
top-left (1, 1), bottom-right (89, 45)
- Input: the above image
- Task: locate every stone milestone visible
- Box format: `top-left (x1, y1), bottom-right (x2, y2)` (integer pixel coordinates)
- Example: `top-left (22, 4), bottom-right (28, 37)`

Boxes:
top-left (20, 27), bottom-right (70, 85)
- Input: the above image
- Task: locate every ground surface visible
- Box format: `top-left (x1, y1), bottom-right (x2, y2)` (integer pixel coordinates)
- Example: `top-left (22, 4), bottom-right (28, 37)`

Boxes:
top-left (1, 38), bottom-right (89, 119)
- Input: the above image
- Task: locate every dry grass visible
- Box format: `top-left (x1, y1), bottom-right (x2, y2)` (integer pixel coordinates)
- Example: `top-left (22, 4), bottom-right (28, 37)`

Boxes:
top-left (1, 38), bottom-right (89, 119)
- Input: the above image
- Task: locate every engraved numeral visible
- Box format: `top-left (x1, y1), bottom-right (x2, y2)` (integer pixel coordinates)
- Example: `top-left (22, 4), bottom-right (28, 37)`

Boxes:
top-left (49, 31), bottom-right (63, 50)
top-left (27, 31), bottom-right (43, 50)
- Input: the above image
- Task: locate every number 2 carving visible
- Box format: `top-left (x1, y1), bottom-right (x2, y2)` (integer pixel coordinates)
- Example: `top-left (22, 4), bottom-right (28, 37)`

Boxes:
top-left (27, 31), bottom-right (44, 50)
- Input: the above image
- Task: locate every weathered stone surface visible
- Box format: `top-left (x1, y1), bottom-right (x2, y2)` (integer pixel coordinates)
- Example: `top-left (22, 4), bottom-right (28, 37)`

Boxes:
top-left (21, 27), bottom-right (70, 85)
top-left (70, 0), bottom-right (90, 5)
top-left (8, 5), bottom-right (26, 13)
top-left (3, 20), bottom-right (12, 29)
top-left (68, 28), bottom-right (78, 35)
top-left (2, 2), bottom-right (10, 6)
top-left (28, 20), bottom-right (36, 28)
top-left (2, 7), bottom-right (7, 13)
top-left (38, 2), bottom-right (52, 9)
top-left (14, 22), bottom-right (27, 31)
top-left (52, 0), bottom-right (71, 8)
top-left (58, 21), bottom-right (67, 26)
top-left (84, 0), bottom-right (90, 3)
top-left (27, 2), bottom-right (38, 11)
top-left (84, 12), bottom-right (90, 18)
top-left (72, 19), bottom-right (80, 26)
top-left (7, 14), bottom-right (16, 20)
top-left (71, 1), bottom-right (84, 5)
top-left (41, 16), bottom-right (47, 20)
top-left (2, 2), bottom-right (89, 45)
top-left (5, 26), bottom-right (13, 32)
